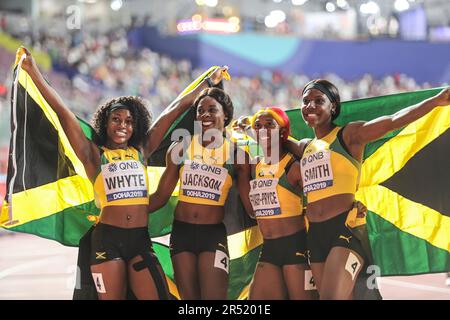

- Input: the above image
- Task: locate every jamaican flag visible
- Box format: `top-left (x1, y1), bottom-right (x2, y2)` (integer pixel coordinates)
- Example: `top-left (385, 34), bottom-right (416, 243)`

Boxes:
top-left (0, 60), bottom-right (259, 299)
top-left (287, 89), bottom-right (450, 276)
top-left (2, 55), bottom-right (449, 299)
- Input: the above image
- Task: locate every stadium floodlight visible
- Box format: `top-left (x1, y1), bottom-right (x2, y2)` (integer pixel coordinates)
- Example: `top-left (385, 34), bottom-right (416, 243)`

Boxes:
top-left (326, 2), bottom-right (336, 12)
top-left (264, 10), bottom-right (286, 29)
top-left (204, 0), bottom-right (218, 7)
top-left (110, 0), bottom-right (122, 11)
top-left (291, 0), bottom-right (308, 5)
top-left (264, 15), bottom-right (278, 28)
top-left (394, 0), bottom-right (410, 12)
top-left (271, 10), bottom-right (286, 23)
top-left (360, 1), bottom-right (380, 15)
top-left (336, 0), bottom-right (349, 9)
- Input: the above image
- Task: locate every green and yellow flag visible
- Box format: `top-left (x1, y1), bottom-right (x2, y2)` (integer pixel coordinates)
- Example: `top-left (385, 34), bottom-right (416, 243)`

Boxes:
top-left (287, 89), bottom-right (450, 276)
top-left (0, 62), bottom-right (260, 299)
top-left (2, 56), bottom-right (449, 299)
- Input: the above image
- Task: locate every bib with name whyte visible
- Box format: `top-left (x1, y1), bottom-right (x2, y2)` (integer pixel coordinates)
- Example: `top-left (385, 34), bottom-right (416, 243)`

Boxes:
top-left (93, 147), bottom-right (149, 208)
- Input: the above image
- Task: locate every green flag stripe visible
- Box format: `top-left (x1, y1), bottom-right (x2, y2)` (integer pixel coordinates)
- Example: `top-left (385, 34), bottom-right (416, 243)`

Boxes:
top-left (9, 201), bottom-right (98, 246)
top-left (227, 245), bottom-right (261, 299)
top-left (152, 243), bottom-right (174, 281)
top-left (8, 194), bottom-right (180, 247)
top-left (148, 196), bottom-right (178, 236)
top-left (77, 117), bottom-right (96, 141)
top-left (367, 211), bottom-right (450, 276)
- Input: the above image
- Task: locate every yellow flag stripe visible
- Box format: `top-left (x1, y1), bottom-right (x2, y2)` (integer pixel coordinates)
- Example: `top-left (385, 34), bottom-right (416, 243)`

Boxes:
top-left (4, 33), bottom-right (52, 71)
top-left (237, 283), bottom-right (251, 300)
top-left (356, 185), bottom-right (450, 252)
top-left (1, 175), bottom-right (94, 227)
top-left (1, 166), bottom-right (180, 228)
top-left (18, 70), bottom-right (88, 178)
top-left (360, 106), bottom-right (450, 187)
top-left (165, 276), bottom-right (181, 300)
top-left (147, 166), bottom-right (180, 196)
top-left (178, 66), bottom-right (221, 97)
top-left (227, 225), bottom-right (263, 260)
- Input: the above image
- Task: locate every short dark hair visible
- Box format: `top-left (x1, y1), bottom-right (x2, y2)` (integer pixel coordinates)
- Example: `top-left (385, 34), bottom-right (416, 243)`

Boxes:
top-left (193, 88), bottom-right (234, 127)
top-left (303, 79), bottom-right (341, 121)
top-left (91, 96), bottom-right (152, 149)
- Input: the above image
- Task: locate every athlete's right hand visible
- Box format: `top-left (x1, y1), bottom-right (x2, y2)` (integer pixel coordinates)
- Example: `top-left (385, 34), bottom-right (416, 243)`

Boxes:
top-left (209, 66), bottom-right (230, 86)
top-left (16, 46), bottom-right (35, 73)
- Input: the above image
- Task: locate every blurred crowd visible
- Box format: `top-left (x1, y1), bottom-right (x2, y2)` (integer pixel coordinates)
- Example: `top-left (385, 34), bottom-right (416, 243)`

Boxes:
top-left (0, 20), bottom-right (439, 123)
top-left (0, 15), bottom-right (446, 194)
top-left (0, 14), bottom-right (444, 126)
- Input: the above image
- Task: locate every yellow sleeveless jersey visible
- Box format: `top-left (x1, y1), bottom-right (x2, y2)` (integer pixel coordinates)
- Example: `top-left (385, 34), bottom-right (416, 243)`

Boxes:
top-left (178, 135), bottom-right (234, 206)
top-left (300, 126), bottom-right (360, 203)
top-left (250, 153), bottom-right (303, 219)
top-left (93, 147), bottom-right (149, 209)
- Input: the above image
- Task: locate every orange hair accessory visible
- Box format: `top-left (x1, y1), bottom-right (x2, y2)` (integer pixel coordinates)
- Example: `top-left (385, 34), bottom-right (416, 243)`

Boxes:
top-left (251, 107), bottom-right (290, 140)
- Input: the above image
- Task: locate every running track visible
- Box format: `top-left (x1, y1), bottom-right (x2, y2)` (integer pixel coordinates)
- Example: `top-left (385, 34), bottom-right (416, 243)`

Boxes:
top-left (0, 232), bottom-right (449, 300)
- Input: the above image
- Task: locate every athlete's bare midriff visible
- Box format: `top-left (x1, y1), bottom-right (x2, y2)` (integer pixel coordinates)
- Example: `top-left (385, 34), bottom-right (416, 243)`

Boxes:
top-left (306, 193), bottom-right (355, 222)
top-left (257, 215), bottom-right (305, 239)
top-left (175, 201), bottom-right (225, 224)
top-left (98, 204), bottom-right (149, 228)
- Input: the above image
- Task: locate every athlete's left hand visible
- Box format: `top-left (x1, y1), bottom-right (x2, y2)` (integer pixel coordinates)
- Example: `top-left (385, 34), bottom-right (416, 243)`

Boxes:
top-left (355, 201), bottom-right (367, 218)
top-left (432, 88), bottom-right (450, 107)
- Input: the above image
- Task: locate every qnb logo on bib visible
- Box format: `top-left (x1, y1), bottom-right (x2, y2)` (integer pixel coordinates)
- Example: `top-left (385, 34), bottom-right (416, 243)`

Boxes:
top-left (301, 150), bottom-right (334, 194)
top-left (181, 160), bottom-right (228, 201)
top-left (108, 163), bottom-right (118, 172)
top-left (101, 160), bottom-right (148, 202)
top-left (249, 178), bottom-right (281, 217)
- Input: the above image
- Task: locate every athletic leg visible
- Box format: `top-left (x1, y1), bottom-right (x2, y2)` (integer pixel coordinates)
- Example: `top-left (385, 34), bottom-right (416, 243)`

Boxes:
top-left (283, 264), bottom-right (318, 300)
top-left (91, 260), bottom-right (127, 300)
top-left (249, 262), bottom-right (287, 300)
top-left (172, 252), bottom-right (200, 299)
top-left (320, 247), bottom-right (364, 300)
top-left (128, 251), bottom-right (170, 300)
top-left (309, 262), bottom-right (325, 296)
top-left (198, 251), bottom-right (228, 300)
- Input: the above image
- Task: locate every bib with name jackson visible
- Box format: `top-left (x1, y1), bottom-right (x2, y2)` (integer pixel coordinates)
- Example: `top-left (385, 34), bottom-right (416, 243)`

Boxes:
top-left (94, 147), bottom-right (149, 208)
top-left (181, 160), bottom-right (228, 202)
top-left (178, 135), bottom-right (234, 206)
top-left (300, 126), bottom-right (361, 203)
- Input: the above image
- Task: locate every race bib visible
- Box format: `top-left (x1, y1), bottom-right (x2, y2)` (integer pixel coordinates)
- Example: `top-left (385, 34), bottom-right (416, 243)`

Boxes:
top-left (101, 160), bottom-right (148, 202)
top-left (301, 150), bottom-right (334, 194)
top-left (214, 250), bottom-right (229, 274)
top-left (181, 160), bottom-right (228, 202)
top-left (248, 178), bottom-right (281, 217)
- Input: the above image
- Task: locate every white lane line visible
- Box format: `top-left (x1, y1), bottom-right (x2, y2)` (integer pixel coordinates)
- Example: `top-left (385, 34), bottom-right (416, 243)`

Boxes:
top-left (0, 256), bottom-right (62, 280)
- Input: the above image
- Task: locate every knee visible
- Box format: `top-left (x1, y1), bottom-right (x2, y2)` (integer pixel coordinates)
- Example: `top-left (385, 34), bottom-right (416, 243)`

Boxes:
top-left (319, 288), bottom-right (352, 300)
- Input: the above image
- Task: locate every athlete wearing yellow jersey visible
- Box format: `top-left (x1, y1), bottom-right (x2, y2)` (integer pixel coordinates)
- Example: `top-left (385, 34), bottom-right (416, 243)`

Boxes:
top-left (19, 47), bottom-right (229, 300)
top-left (248, 107), bottom-right (317, 300)
top-left (291, 79), bottom-right (450, 300)
top-left (149, 88), bottom-right (253, 300)
top-left (93, 147), bottom-right (149, 208)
